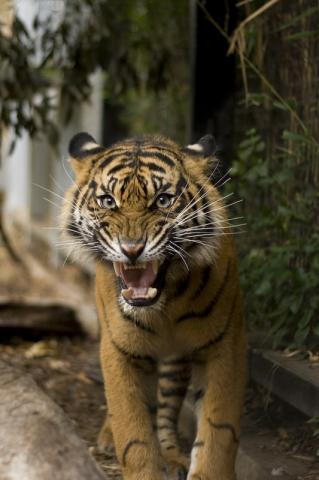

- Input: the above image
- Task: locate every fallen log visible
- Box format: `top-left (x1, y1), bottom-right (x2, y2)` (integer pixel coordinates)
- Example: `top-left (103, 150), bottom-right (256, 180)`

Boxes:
top-left (0, 299), bottom-right (82, 336)
top-left (0, 360), bottom-right (106, 480)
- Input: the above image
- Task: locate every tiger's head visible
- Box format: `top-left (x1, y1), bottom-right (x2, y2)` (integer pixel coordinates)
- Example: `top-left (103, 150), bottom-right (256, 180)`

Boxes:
top-left (62, 133), bottom-right (228, 307)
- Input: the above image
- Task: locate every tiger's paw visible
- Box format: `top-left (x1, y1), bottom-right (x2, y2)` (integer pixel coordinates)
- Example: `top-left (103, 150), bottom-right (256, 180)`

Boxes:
top-left (164, 461), bottom-right (188, 480)
top-left (163, 451), bottom-right (189, 480)
top-left (187, 472), bottom-right (236, 480)
top-left (97, 418), bottom-right (115, 455)
top-left (162, 448), bottom-right (189, 469)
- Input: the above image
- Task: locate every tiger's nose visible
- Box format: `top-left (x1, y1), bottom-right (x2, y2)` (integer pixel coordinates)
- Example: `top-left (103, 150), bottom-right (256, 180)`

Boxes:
top-left (120, 240), bottom-right (145, 262)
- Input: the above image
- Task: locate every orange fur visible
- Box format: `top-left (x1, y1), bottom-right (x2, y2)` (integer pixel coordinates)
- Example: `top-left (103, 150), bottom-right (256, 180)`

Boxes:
top-left (62, 133), bottom-right (246, 480)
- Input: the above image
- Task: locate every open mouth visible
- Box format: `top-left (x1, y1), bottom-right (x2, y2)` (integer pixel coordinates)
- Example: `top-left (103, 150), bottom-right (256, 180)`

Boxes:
top-left (113, 260), bottom-right (166, 306)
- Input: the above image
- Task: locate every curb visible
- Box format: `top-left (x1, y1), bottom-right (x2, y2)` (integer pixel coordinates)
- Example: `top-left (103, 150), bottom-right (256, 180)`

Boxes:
top-left (249, 348), bottom-right (319, 418)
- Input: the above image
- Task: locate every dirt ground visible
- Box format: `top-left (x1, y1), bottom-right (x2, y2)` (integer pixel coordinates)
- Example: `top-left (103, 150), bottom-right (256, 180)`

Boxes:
top-left (0, 334), bottom-right (318, 479)
top-left (0, 243), bottom-right (319, 479)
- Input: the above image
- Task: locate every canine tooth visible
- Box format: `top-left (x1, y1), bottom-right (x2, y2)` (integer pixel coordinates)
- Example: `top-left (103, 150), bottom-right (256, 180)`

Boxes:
top-left (113, 262), bottom-right (121, 276)
top-left (147, 288), bottom-right (157, 299)
top-left (122, 288), bottom-right (133, 299)
top-left (151, 260), bottom-right (159, 275)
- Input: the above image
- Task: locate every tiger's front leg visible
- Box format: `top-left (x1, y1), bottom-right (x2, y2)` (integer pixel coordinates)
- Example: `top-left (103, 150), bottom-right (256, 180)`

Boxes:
top-left (100, 326), bottom-right (164, 480)
top-left (188, 326), bottom-right (246, 480)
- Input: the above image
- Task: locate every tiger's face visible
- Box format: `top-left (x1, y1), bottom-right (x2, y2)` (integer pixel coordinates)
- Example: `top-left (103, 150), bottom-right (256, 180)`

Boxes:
top-left (62, 133), bottom-right (226, 307)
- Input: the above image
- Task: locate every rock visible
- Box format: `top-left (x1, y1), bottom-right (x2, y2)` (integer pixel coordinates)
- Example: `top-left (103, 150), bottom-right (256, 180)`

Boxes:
top-left (0, 360), bottom-right (106, 480)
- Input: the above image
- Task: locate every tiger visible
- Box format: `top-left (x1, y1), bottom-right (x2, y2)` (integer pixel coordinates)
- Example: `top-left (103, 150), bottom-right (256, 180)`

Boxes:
top-left (62, 132), bottom-right (246, 480)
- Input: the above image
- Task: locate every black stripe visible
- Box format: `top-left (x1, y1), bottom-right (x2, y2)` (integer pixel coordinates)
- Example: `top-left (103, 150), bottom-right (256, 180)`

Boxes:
top-left (107, 160), bottom-right (133, 175)
top-left (193, 389), bottom-right (205, 402)
top-left (122, 313), bottom-right (155, 334)
top-left (192, 292), bottom-right (238, 354)
top-left (96, 232), bottom-right (114, 251)
top-left (70, 186), bottom-right (81, 214)
top-left (139, 160), bottom-right (166, 173)
top-left (99, 221), bottom-right (109, 228)
top-left (158, 370), bottom-right (189, 380)
top-left (176, 260), bottom-right (231, 323)
top-left (193, 441), bottom-right (204, 448)
top-left (66, 221), bottom-right (81, 238)
top-left (157, 414), bottom-right (176, 423)
top-left (109, 177), bottom-right (117, 193)
top-left (157, 402), bottom-right (180, 414)
top-left (99, 228), bottom-right (112, 242)
top-left (122, 439), bottom-right (147, 467)
top-left (165, 445), bottom-right (176, 450)
top-left (89, 179), bottom-right (97, 190)
top-left (149, 405), bottom-right (157, 415)
top-left (157, 425), bottom-right (176, 431)
top-left (145, 145), bottom-right (182, 160)
top-left (99, 153), bottom-right (129, 169)
top-left (176, 175), bottom-right (187, 193)
top-left (191, 266), bottom-right (211, 299)
top-left (207, 418), bottom-right (239, 443)
top-left (111, 338), bottom-right (155, 363)
top-left (156, 220), bottom-right (167, 229)
top-left (169, 272), bottom-right (191, 300)
top-left (79, 188), bottom-right (90, 210)
top-left (160, 387), bottom-right (186, 397)
top-left (162, 357), bottom-right (189, 366)
top-left (138, 151), bottom-right (175, 167)
top-left (148, 227), bottom-right (169, 253)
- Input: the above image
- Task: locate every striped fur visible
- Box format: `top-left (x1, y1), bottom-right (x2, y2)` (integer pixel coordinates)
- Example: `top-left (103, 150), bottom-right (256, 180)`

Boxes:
top-left (62, 133), bottom-right (246, 480)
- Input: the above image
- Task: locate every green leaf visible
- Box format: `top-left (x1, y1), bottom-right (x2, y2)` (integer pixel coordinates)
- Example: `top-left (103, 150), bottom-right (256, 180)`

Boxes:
top-left (286, 30), bottom-right (319, 42)
top-left (275, 7), bottom-right (319, 32)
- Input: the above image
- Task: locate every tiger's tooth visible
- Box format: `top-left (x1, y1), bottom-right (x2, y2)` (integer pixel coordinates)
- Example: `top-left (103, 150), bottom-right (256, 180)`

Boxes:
top-left (123, 263), bottom-right (147, 270)
top-left (122, 288), bottom-right (133, 299)
top-left (151, 260), bottom-right (159, 275)
top-left (113, 262), bottom-right (121, 276)
top-left (147, 287), bottom-right (158, 299)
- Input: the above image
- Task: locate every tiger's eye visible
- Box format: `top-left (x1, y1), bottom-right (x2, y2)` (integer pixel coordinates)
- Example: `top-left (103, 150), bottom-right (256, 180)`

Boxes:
top-left (97, 194), bottom-right (116, 209)
top-left (155, 194), bottom-right (173, 209)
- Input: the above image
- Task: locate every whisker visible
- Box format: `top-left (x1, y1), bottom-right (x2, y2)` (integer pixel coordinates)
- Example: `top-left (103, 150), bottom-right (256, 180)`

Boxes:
top-left (213, 167), bottom-right (232, 188)
top-left (50, 174), bottom-right (66, 194)
top-left (43, 197), bottom-right (62, 209)
top-left (167, 242), bottom-right (189, 271)
top-left (174, 237), bottom-right (213, 249)
top-left (175, 231), bottom-right (245, 241)
top-left (216, 176), bottom-right (231, 189)
top-left (169, 239), bottom-right (191, 258)
top-left (34, 183), bottom-right (76, 207)
top-left (176, 223), bottom-right (246, 234)
top-left (175, 192), bottom-right (233, 226)
top-left (174, 168), bottom-right (221, 220)
top-left (165, 175), bottom-right (191, 222)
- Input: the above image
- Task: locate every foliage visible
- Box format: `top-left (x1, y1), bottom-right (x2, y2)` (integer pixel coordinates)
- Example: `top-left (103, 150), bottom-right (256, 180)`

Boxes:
top-left (230, 128), bottom-right (319, 349)
top-left (0, 0), bottom-right (188, 147)
top-left (112, 0), bottom-right (189, 142)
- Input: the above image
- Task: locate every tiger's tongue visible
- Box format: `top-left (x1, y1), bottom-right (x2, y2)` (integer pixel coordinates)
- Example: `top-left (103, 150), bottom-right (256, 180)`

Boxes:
top-left (115, 262), bottom-right (158, 300)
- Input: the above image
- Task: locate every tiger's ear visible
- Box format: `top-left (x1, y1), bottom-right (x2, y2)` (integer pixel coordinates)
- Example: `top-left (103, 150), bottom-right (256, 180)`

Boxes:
top-left (68, 132), bottom-right (105, 171)
top-left (183, 135), bottom-right (218, 176)
top-left (184, 134), bottom-right (217, 158)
